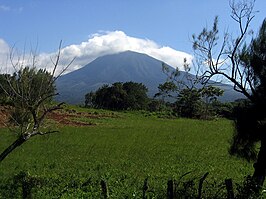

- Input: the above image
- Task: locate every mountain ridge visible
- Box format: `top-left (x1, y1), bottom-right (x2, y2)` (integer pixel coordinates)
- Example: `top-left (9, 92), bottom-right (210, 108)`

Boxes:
top-left (56, 51), bottom-right (168, 104)
top-left (56, 51), bottom-right (244, 104)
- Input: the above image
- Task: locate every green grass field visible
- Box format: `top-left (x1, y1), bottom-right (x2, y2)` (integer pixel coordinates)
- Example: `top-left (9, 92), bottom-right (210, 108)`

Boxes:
top-left (0, 107), bottom-right (254, 198)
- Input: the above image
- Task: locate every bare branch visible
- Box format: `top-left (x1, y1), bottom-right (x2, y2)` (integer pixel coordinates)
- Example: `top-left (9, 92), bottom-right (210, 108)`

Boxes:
top-left (193, 0), bottom-right (257, 101)
top-left (30, 130), bottom-right (59, 137)
top-left (38, 102), bottom-right (65, 125)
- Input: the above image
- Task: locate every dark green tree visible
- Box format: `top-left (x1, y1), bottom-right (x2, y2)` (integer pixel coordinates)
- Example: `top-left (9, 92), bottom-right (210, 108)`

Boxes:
top-left (200, 86), bottom-right (224, 119)
top-left (85, 81), bottom-right (149, 110)
top-left (193, 0), bottom-right (266, 188)
top-left (175, 88), bottom-right (202, 118)
top-left (230, 19), bottom-right (266, 187)
top-left (200, 86), bottom-right (224, 104)
top-left (107, 82), bottom-right (127, 110)
top-left (154, 81), bottom-right (178, 101)
top-left (0, 74), bottom-right (13, 104)
top-left (85, 91), bottom-right (96, 108)
top-left (122, 81), bottom-right (149, 110)
top-left (90, 83), bottom-right (127, 110)
top-left (93, 84), bottom-right (110, 109)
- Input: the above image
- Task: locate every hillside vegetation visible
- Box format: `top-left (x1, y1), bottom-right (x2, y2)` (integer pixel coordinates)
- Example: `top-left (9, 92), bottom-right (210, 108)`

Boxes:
top-left (0, 106), bottom-right (253, 198)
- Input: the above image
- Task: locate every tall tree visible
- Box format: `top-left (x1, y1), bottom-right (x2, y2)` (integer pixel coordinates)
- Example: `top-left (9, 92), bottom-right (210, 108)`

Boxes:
top-left (85, 81), bottom-right (149, 110)
top-left (231, 19), bottom-right (266, 187)
top-left (0, 42), bottom-right (74, 162)
top-left (175, 87), bottom-right (202, 118)
top-left (192, 0), bottom-right (266, 187)
top-left (122, 81), bottom-right (149, 110)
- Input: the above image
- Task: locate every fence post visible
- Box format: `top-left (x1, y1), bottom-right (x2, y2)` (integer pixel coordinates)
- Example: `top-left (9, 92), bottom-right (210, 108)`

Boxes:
top-left (225, 178), bottom-right (234, 199)
top-left (142, 178), bottom-right (148, 199)
top-left (167, 179), bottom-right (175, 199)
top-left (198, 172), bottom-right (209, 199)
top-left (100, 179), bottom-right (109, 199)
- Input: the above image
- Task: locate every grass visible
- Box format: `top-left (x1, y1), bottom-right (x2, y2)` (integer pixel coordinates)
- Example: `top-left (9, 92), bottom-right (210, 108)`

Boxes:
top-left (0, 108), bottom-right (254, 198)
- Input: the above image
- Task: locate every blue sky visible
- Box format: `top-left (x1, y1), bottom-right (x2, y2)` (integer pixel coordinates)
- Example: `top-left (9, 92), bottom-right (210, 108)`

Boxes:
top-left (0, 0), bottom-right (266, 73)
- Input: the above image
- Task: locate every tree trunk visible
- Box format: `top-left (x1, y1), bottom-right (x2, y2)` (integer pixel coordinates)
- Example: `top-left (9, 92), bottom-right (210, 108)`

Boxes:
top-left (0, 135), bottom-right (27, 162)
top-left (252, 139), bottom-right (266, 187)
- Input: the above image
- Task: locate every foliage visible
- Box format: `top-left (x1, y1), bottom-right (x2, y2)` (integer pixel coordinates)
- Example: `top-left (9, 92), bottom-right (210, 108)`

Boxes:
top-left (229, 100), bottom-right (258, 161)
top-left (0, 74), bottom-right (13, 105)
top-left (2, 67), bottom-right (56, 133)
top-left (154, 81), bottom-right (178, 100)
top-left (122, 81), bottom-right (149, 110)
top-left (174, 86), bottom-right (223, 119)
top-left (174, 88), bottom-right (202, 118)
top-left (147, 99), bottom-right (164, 112)
top-left (85, 81), bottom-right (149, 110)
top-left (147, 99), bottom-right (174, 117)
top-left (84, 91), bottom-right (95, 108)
top-left (241, 19), bottom-right (266, 99)
top-left (6, 67), bottom-right (55, 128)
top-left (235, 175), bottom-right (265, 199)
top-left (200, 86), bottom-right (224, 119)
top-left (201, 86), bottom-right (224, 104)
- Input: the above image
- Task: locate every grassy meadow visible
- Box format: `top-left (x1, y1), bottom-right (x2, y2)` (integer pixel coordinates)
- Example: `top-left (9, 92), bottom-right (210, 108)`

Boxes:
top-left (0, 107), bottom-right (254, 198)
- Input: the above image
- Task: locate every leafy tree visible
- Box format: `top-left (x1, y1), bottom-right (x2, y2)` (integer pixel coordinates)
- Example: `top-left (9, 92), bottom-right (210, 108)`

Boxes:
top-left (0, 42), bottom-right (73, 162)
top-left (175, 88), bottom-right (202, 118)
top-left (154, 81), bottom-right (178, 101)
top-left (200, 86), bottom-right (224, 119)
top-left (93, 84), bottom-right (110, 109)
top-left (85, 81), bottom-right (149, 110)
top-left (192, 0), bottom-right (266, 188)
top-left (105, 82), bottom-right (127, 110)
top-left (147, 99), bottom-right (166, 112)
top-left (200, 86), bottom-right (224, 104)
top-left (85, 91), bottom-right (96, 108)
top-left (122, 81), bottom-right (149, 110)
top-left (231, 19), bottom-right (266, 187)
top-left (0, 74), bottom-right (13, 104)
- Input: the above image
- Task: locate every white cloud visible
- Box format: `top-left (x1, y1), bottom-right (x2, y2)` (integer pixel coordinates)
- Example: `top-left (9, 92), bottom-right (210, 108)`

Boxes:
top-left (1, 31), bottom-right (193, 75)
top-left (0, 39), bottom-right (9, 54)
top-left (0, 39), bottom-right (11, 73)
top-left (49, 31), bottom-right (192, 74)
top-left (0, 5), bottom-right (23, 13)
top-left (0, 5), bottom-right (10, 12)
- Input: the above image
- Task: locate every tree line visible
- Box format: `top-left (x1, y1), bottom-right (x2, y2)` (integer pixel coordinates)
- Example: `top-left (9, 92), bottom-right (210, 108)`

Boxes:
top-left (84, 80), bottom-right (230, 119)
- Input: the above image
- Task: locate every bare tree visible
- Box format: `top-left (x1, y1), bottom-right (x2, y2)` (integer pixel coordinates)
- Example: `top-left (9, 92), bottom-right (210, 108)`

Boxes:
top-left (193, 0), bottom-right (266, 188)
top-left (193, 0), bottom-right (256, 98)
top-left (0, 41), bottom-right (74, 162)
